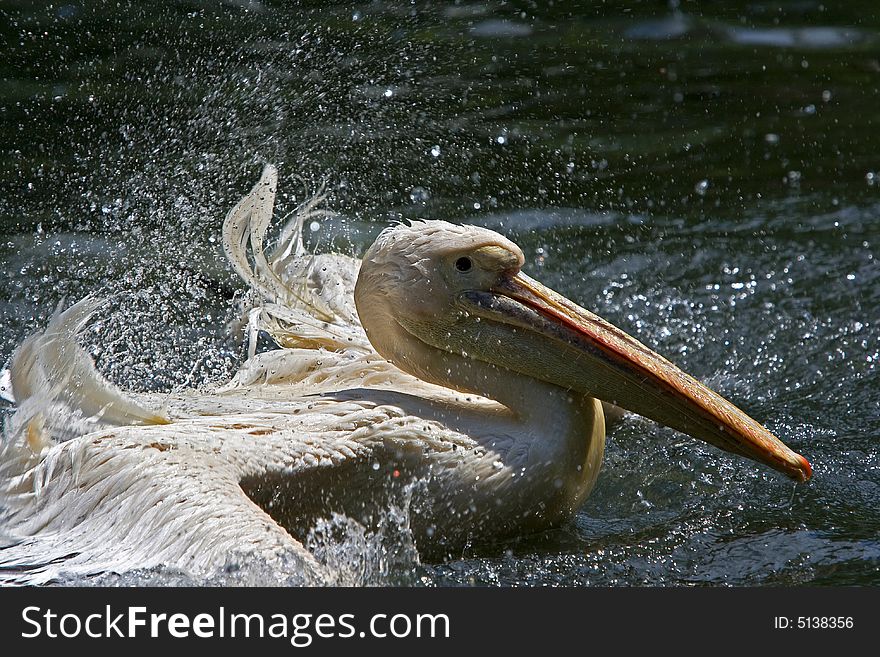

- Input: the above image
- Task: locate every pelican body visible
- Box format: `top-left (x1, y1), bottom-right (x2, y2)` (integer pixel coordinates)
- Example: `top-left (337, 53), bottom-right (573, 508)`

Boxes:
top-left (0, 166), bottom-right (811, 584)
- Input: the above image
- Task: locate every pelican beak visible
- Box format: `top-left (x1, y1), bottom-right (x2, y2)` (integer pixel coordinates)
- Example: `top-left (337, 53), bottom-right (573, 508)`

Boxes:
top-left (489, 271), bottom-right (812, 482)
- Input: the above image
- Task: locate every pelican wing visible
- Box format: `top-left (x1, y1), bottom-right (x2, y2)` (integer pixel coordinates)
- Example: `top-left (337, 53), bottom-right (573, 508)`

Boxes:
top-left (0, 299), bottom-right (340, 584)
top-left (0, 380), bottom-right (488, 585)
top-left (0, 418), bottom-right (373, 585)
top-left (0, 295), bottom-right (478, 584)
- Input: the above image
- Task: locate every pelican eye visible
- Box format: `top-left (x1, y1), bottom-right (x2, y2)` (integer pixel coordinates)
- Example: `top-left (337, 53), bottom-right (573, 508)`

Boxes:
top-left (455, 256), bottom-right (473, 272)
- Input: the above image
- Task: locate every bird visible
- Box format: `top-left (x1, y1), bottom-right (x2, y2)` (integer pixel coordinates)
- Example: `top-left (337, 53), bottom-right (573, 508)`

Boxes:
top-left (0, 165), bottom-right (812, 585)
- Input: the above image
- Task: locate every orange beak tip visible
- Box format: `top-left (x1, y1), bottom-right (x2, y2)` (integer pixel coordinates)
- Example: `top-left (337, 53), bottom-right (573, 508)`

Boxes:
top-left (798, 455), bottom-right (813, 482)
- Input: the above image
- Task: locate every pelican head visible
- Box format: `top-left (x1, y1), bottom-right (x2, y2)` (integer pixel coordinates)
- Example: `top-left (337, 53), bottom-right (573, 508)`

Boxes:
top-left (355, 220), bottom-right (811, 483)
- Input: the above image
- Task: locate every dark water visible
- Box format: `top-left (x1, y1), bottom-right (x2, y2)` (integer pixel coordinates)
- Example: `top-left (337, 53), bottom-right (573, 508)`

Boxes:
top-left (1, 1), bottom-right (878, 585)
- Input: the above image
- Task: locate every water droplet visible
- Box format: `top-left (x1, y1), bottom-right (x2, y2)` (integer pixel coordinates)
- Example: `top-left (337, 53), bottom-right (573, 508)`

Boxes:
top-left (430, 144), bottom-right (441, 157)
top-left (492, 460), bottom-right (503, 469)
top-left (309, 221), bottom-right (320, 232)
top-left (383, 88), bottom-right (393, 98)
top-left (409, 186), bottom-right (430, 203)
top-left (764, 133), bottom-right (780, 145)
top-left (694, 179), bottom-right (709, 196)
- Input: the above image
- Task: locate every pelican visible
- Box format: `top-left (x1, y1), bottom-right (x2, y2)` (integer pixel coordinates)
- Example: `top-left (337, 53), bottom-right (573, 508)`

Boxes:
top-left (0, 166), bottom-right (811, 585)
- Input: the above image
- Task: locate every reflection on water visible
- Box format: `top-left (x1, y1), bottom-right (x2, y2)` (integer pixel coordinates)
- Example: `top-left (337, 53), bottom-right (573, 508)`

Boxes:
top-left (1, 1), bottom-right (878, 586)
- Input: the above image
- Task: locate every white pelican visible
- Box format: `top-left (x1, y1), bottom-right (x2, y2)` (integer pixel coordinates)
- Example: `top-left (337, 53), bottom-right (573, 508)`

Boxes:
top-left (0, 166), bottom-right (811, 585)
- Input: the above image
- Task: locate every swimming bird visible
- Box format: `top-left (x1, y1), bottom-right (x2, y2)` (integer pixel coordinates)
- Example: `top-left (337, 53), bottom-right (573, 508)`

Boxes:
top-left (0, 165), bottom-right (811, 584)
